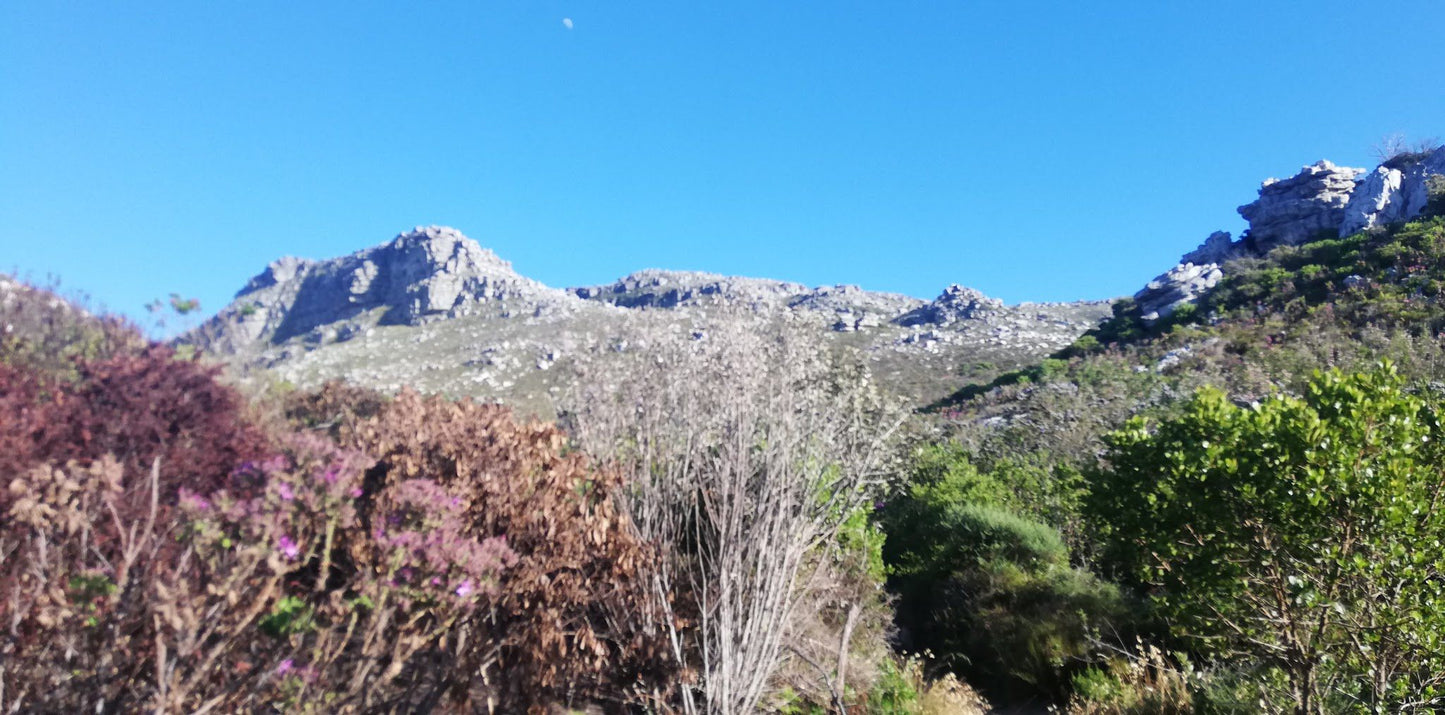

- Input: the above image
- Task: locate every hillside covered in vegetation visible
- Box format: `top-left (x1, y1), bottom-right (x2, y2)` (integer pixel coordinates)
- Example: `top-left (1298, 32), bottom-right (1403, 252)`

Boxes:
top-left (5, 150), bottom-right (1445, 714)
top-left (901, 166), bottom-right (1445, 713)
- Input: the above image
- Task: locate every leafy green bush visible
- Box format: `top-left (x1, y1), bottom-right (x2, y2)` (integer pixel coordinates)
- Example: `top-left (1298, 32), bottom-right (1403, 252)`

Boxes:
top-left (883, 448), bottom-right (1133, 704)
top-left (1090, 365), bottom-right (1445, 712)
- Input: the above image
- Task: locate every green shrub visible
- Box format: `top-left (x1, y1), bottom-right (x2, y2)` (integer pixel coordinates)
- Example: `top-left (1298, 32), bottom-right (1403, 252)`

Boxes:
top-left (1090, 365), bottom-right (1445, 712)
top-left (865, 657), bottom-right (922, 713)
top-left (1063, 643), bottom-right (1192, 714)
top-left (884, 449), bottom-right (1133, 704)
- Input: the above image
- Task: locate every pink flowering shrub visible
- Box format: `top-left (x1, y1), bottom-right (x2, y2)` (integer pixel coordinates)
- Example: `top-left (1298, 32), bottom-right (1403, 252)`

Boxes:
top-left (1, 429), bottom-right (524, 712)
top-left (1, 300), bottom-right (674, 712)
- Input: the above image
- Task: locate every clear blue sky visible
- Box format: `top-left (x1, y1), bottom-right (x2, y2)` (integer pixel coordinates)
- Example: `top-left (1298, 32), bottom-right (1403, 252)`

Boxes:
top-left (4, 1), bottom-right (1445, 327)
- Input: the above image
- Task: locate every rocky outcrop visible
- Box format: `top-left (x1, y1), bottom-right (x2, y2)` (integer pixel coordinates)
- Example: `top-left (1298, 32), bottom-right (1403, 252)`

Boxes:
top-left (1237, 160), bottom-right (1364, 251)
top-left (191, 226), bottom-right (570, 354)
top-left (1142, 149), bottom-right (1445, 324)
top-left (572, 270), bottom-right (925, 330)
top-left (571, 270), bottom-right (809, 310)
top-left (1180, 230), bottom-right (1241, 266)
top-left (1134, 262), bottom-right (1222, 324)
top-left (1340, 146), bottom-right (1445, 235)
top-left (896, 285), bottom-right (1004, 327)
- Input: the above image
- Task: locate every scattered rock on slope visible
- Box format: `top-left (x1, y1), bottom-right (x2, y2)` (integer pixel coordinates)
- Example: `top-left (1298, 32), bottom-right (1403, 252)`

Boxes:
top-left (189, 228), bottom-right (1111, 413)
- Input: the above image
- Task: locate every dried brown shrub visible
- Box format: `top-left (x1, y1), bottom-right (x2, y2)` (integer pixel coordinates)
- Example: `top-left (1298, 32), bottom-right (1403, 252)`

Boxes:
top-left (340, 389), bottom-right (679, 712)
top-left (284, 379), bottom-right (389, 440)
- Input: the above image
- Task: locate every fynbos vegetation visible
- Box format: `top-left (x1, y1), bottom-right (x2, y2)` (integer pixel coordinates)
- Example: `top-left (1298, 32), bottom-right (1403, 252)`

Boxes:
top-left (6, 144), bottom-right (1445, 713)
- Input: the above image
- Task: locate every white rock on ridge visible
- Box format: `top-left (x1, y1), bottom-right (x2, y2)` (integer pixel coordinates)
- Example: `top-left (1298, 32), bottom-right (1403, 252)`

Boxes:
top-left (1339, 146), bottom-right (1445, 235)
top-left (571, 270), bottom-right (925, 321)
top-left (1180, 230), bottom-right (1241, 266)
top-left (896, 285), bottom-right (1004, 327)
top-left (1129, 148), bottom-right (1442, 329)
top-left (1135, 262), bottom-right (1222, 324)
top-left (189, 226), bottom-right (572, 354)
top-left (1237, 160), bottom-right (1364, 251)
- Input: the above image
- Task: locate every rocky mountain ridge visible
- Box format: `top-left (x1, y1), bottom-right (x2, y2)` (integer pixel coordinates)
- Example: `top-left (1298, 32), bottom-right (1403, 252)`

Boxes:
top-left (191, 227), bottom-right (1111, 414)
top-left (191, 145), bottom-right (1445, 414)
top-left (1135, 146), bottom-right (1445, 323)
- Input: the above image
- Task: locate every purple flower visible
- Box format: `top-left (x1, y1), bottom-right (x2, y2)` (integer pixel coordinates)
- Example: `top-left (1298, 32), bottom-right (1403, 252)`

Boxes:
top-left (277, 535), bottom-right (300, 561)
top-left (321, 466), bottom-right (340, 484)
top-left (349, 487), bottom-right (364, 498)
top-left (276, 658), bottom-right (295, 676)
top-left (179, 488), bottom-right (211, 512)
top-left (454, 580), bottom-right (474, 598)
top-left (277, 483), bottom-right (295, 501)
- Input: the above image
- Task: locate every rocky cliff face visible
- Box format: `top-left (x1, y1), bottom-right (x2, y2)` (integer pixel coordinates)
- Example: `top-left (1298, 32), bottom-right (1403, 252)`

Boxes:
top-left (191, 226), bottom-right (579, 355)
top-left (1134, 146), bottom-right (1445, 324)
top-left (192, 228), bottom-right (1111, 414)
top-left (1340, 149), bottom-right (1445, 235)
top-left (1237, 160), bottom-right (1364, 251)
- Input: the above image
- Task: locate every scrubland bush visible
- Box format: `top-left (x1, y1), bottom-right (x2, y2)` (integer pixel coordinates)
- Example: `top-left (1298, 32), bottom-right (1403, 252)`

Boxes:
top-left (0, 275), bottom-right (143, 377)
top-left (1, 284), bottom-right (675, 713)
top-left (1091, 365), bottom-right (1445, 713)
top-left (1, 344), bottom-right (270, 500)
top-left (1064, 643), bottom-right (1193, 715)
top-left (565, 320), bottom-right (905, 714)
top-left (882, 446), bottom-right (1134, 705)
top-left (335, 388), bottom-right (678, 709)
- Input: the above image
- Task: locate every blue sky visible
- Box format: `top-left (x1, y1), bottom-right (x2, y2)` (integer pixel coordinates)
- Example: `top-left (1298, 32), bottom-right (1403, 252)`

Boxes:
top-left (4, 1), bottom-right (1445, 328)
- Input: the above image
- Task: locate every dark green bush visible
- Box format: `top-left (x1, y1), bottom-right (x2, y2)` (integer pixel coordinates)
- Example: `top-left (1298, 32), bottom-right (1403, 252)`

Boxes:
top-left (883, 447), bottom-right (1133, 705)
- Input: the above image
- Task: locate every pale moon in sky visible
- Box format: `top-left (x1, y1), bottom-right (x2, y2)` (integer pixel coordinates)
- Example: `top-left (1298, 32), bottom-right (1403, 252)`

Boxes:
top-left (562, 17), bottom-right (573, 29)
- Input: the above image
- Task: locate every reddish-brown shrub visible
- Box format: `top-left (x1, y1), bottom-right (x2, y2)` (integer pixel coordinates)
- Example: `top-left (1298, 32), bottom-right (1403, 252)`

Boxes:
top-left (2, 281), bottom-right (680, 711)
top-left (283, 378), bottom-right (389, 440)
top-left (343, 389), bottom-right (679, 712)
top-left (0, 362), bottom-right (50, 482)
top-left (0, 344), bottom-right (269, 507)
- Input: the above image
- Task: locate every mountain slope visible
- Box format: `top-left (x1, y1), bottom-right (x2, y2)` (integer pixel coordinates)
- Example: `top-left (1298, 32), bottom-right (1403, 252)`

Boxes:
top-left (189, 226), bottom-right (1111, 415)
top-left (932, 146), bottom-right (1445, 483)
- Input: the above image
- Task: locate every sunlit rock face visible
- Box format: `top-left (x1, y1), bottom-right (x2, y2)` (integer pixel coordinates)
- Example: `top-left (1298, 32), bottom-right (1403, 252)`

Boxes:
top-left (1340, 146), bottom-right (1445, 235)
top-left (1237, 160), bottom-right (1364, 251)
top-left (1135, 149), bottom-right (1445, 324)
top-left (1134, 262), bottom-right (1223, 324)
top-left (191, 226), bottom-right (570, 354)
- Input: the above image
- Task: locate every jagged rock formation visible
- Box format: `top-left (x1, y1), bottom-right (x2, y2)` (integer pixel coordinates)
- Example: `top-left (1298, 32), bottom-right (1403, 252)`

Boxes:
top-left (1136, 147), bottom-right (1445, 324)
top-left (191, 226), bottom-right (577, 355)
top-left (191, 228), bottom-right (1111, 414)
top-left (1198, 147), bottom-right (1445, 266)
top-left (1237, 160), bottom-right (1365, 251)
top-left (1134, 262), bottom-right (1222, 323)
top-left (897, 285), bottom-right (1003, 327)
top-left (1180, 230), bottom-right (1241, 267)
top-left (1341, 148), bottom-right (1445, 235)
top-left (570, 270), bottom-right (924, 328)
